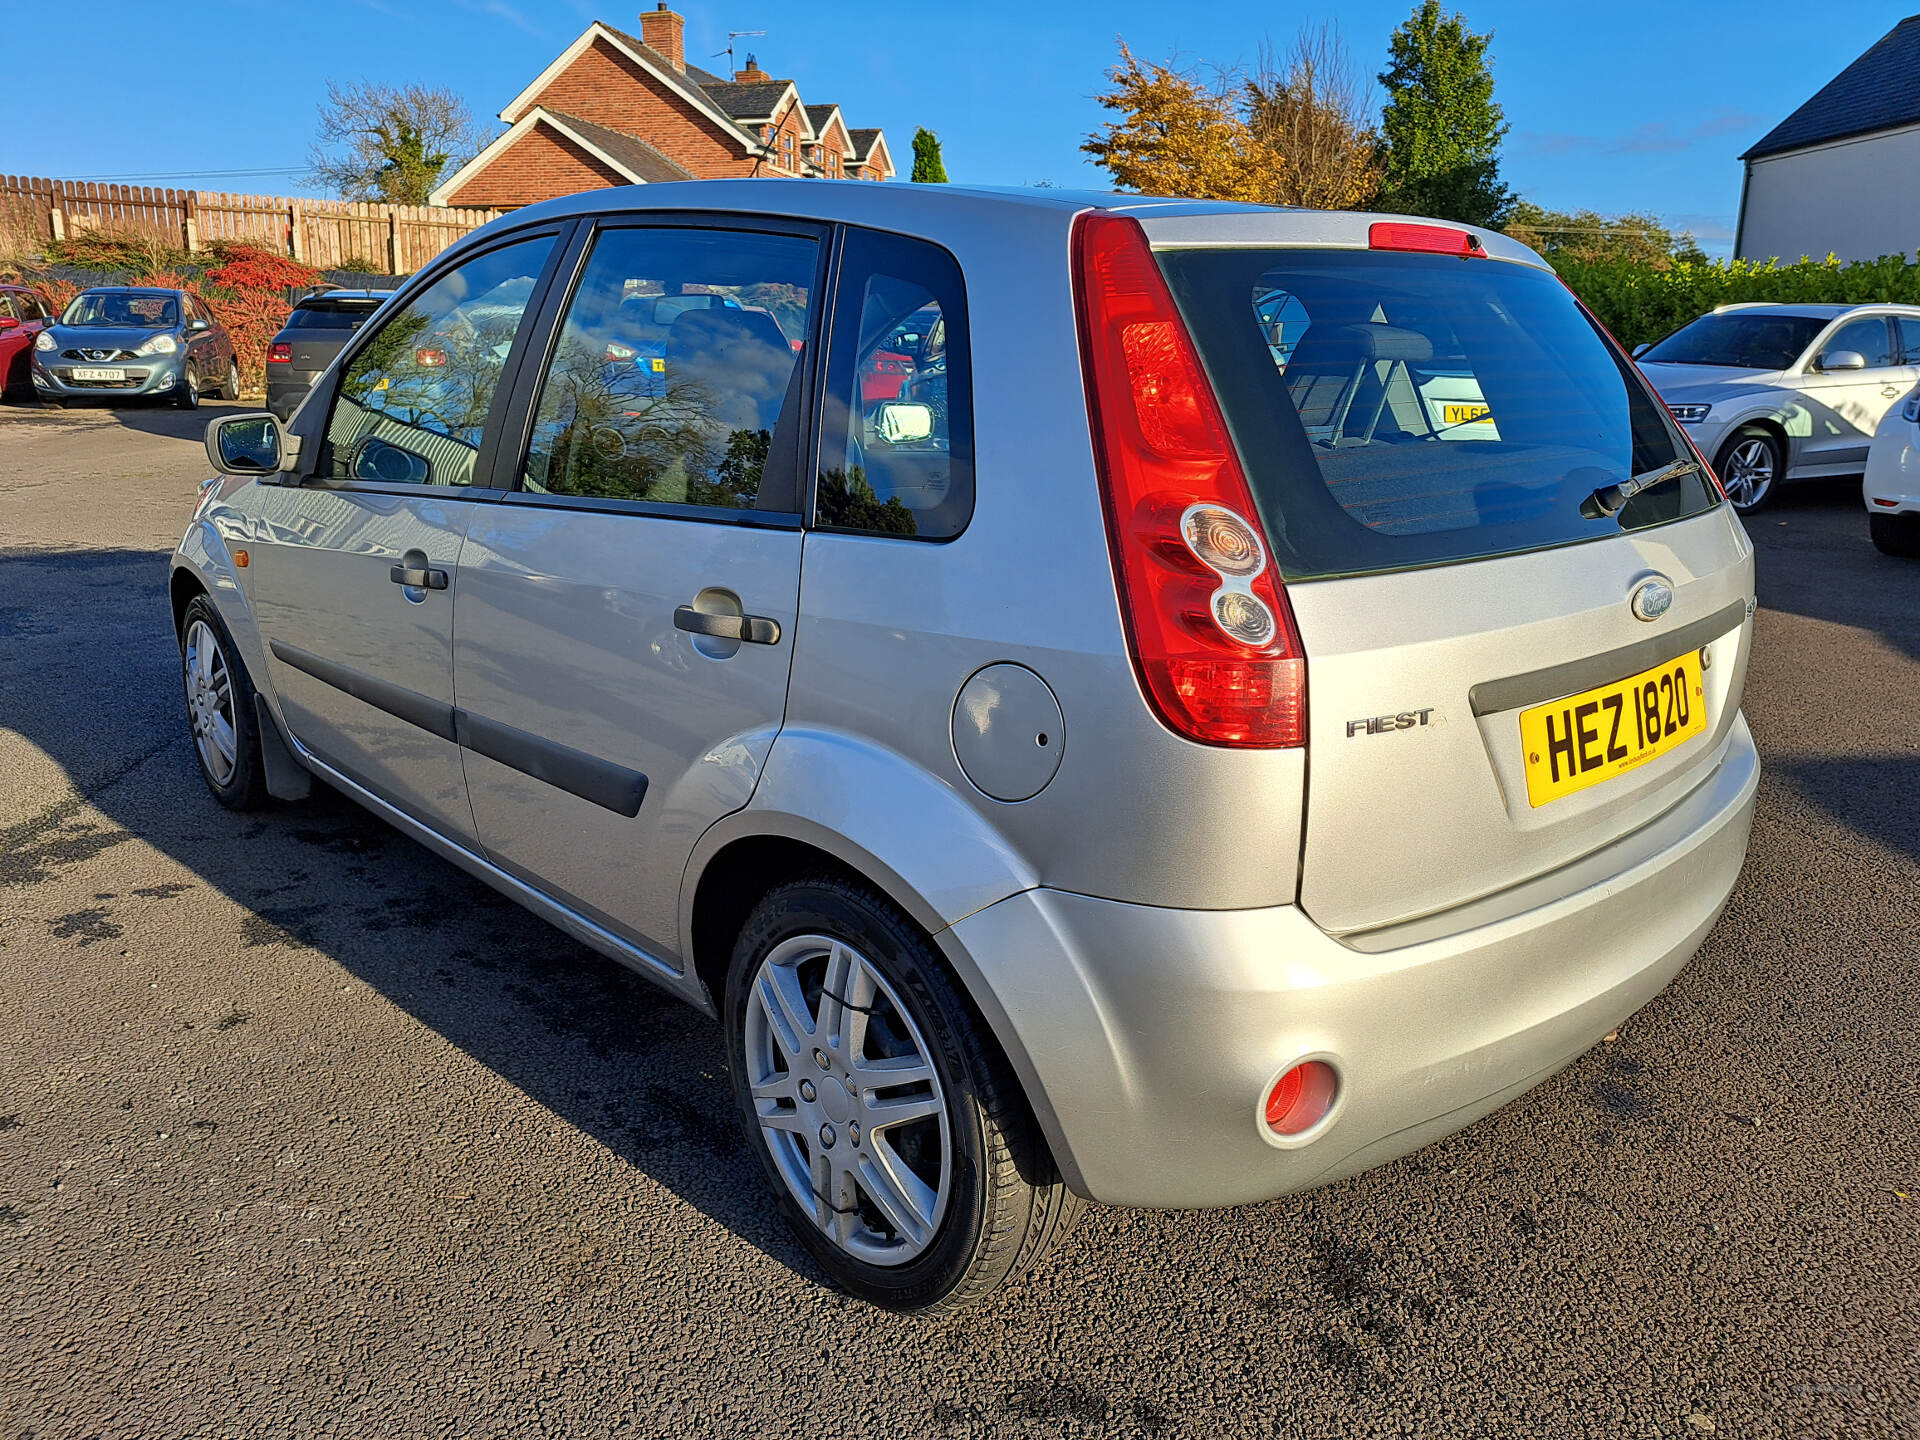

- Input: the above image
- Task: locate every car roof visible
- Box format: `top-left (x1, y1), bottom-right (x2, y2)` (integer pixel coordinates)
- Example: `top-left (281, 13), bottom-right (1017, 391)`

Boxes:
top-left (296, 289), bottom-right (394, 304)
top-left (76, 286), bottom-right (181, 297)
top-left (462, 179), bottom-right (1551, 271)
top-left (1711, 302), bottom-right (1920, 319)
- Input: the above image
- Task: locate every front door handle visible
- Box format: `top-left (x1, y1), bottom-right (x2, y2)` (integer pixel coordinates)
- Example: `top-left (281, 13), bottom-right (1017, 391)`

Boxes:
top-left (390, 564), bottom-right (449, 590)
top-left (674, 606), bottom-right (781, 645)
top-left (1884, 386), bottom-right (1905, 399)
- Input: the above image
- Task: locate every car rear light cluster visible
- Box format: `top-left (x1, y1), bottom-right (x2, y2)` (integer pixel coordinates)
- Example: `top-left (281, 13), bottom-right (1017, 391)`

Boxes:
top-left (1074, 213), bottom-right (1307, 748)
top-left (267, 342), bottom-right (292, 364)
top-left (415, 347), bottom-right (448, 368)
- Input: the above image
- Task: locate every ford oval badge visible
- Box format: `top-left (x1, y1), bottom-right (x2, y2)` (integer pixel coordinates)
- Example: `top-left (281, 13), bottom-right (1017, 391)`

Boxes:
top-left (1631, 578), bottom-right (1674, 623)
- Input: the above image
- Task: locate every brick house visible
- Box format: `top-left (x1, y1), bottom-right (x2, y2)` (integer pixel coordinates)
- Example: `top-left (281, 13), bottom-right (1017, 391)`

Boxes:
top-left (431, 5), bottom-right (894, 208)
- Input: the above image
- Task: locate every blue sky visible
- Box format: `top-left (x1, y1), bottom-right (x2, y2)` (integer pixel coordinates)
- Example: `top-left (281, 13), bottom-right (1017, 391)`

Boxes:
top-left (11, 2), bottom-right (1912, 255)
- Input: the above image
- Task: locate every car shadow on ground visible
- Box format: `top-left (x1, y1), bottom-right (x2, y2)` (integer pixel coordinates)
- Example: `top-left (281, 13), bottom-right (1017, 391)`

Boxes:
top-left (1, 541), bottom-right (822, 1284)
top-left (0, 394), bottom-right (249, 442)
top-left (1751, 477), bottom-right (1920, 664)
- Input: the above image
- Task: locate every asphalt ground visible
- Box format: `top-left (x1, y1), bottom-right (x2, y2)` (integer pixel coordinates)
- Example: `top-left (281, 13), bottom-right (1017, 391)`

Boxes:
top-left (1, 397), bottom-right (1915, 1440)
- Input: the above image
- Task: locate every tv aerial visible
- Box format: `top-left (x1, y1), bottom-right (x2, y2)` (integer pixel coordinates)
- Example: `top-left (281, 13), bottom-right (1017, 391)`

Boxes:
top-left (715, 30), bottom-right (767, 73)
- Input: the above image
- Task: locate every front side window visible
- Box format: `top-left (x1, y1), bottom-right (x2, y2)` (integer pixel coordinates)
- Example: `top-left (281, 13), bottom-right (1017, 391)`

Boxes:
top-left (520, 225), bottom-right (818, 511)
top-left (815, 228), bottom-right (973, 539)
top-left (1161, 248), bottom-right (1717, 578)
top-left (325, 235), bottom-right (555, 488)
top-left (1821, 316), bottom-right (1895, 369)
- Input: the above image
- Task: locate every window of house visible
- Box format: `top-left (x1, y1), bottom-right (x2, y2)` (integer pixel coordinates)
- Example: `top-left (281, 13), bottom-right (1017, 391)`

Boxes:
top-left (815, 228), bottom-right (973, 539)
top-left (519, 225), bottom-right (819, 513)
top-left (325, 234), bottom-right (555, 487)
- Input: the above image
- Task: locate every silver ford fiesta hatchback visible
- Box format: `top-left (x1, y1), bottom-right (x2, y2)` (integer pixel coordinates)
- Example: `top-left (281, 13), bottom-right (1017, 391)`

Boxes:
top-left (174, 182), bottom-right (1759, 1312)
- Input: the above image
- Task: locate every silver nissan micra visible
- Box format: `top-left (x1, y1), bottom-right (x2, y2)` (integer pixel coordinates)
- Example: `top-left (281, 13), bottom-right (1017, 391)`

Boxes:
top-left (174, 181), bottom-right (1759, 1312)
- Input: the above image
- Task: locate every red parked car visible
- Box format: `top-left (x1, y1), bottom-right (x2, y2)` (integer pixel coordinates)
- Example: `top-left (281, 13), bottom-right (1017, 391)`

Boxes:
top-left (0, 285), bottom-right (55, 399)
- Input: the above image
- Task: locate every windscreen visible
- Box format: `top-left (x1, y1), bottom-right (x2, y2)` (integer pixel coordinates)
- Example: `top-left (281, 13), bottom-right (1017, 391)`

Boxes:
top-left (1158, 248), bottom-right (1721, 579)
top-left (1641, 312), bottom-right (1825, 369)
top-left (62, 292), bottom-right (178, 328)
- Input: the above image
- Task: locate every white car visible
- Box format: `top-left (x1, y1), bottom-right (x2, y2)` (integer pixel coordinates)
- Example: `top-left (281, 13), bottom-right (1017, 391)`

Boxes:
top-left (1635, 303), bottom-right (1920, 512)
top-left (1864, 384), bottom-right (1920, 556)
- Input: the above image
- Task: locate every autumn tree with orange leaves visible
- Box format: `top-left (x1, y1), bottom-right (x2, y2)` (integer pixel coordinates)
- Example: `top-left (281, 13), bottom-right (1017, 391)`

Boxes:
top-left (1083, 28), bottom-right (1382, 211)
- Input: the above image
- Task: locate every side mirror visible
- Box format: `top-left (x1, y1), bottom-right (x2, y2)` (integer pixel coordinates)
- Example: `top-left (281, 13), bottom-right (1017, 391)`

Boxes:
top-left (205, 412), bottom-right (284, 475)
top-left (873, 400), bottom-right (935, 445)
top-left (1818, 349), bottom-right (1867, 372)
top-left (1631, 342), bottom-right (1650, 359)
top-left (188, 318), bottom-right (210, 333)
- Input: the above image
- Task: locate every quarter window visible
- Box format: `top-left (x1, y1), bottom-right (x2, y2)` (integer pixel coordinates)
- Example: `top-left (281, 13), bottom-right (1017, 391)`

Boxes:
top-left (324, 235), bottom-right (555, 488)
top-left (1823, 317), bottom-right (1896, 369)
top-left (520, 225), bottom-right (818, 512)
top-left (815, 228), bottom-right (974, 539)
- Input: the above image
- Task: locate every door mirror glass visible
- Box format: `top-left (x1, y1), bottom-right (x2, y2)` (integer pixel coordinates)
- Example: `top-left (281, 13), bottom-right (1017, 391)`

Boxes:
top-left (1819, 349), bottom-right (1867, 372)
top-left (872, 400), bottom-right (934, 444)
top-left (205, 413), bottom-right (282, 474)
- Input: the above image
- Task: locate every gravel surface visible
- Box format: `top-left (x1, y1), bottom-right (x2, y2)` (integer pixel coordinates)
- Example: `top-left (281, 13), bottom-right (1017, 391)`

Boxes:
top-left (2, 399), bottom-right (1916, 1439)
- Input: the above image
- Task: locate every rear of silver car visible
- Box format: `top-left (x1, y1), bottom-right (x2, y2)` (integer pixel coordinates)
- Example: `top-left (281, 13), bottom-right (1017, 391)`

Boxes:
top-left (882, 202), bottom-right (1758, 1209)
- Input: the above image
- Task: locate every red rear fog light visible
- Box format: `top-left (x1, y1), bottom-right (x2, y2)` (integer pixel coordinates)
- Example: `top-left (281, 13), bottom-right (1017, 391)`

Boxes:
top-left (1264, 1060), bottom-right (1339, 1136)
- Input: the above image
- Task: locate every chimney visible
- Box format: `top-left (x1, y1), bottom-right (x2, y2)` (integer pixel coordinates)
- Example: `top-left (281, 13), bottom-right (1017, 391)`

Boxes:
top-left (639, 3), bottom-right (685, 72)
top-left (733, 52), bottom-right (770, 82)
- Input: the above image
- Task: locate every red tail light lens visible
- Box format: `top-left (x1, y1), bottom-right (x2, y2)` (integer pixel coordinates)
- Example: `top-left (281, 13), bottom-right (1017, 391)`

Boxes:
top-left (267, 342), bottom-right (292, 364)
top-left (415, 347), bottom-right (448, 368)
top-left (1073, 212), bottom-right (1306, 747)
top-left (1369, 221), bottom-right (1482, 256)
top-left (1264, 1060), bottom-right (1339, 1136)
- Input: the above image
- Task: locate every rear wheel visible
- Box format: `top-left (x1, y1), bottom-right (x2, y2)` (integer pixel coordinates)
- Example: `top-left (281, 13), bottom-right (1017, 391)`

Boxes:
top-left (179, 596), bottom-right (269, 810)
top-left (1869, 512), bottom-right (1920, 558)
top-left (724, 877), bottom-right (1080, 1313)
top-left (1716, 426), bottom-right (1783, 513)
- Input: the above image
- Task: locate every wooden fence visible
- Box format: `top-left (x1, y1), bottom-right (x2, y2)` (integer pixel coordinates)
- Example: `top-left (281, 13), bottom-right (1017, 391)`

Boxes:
top-left (1, 175), bottom-right (503, 274)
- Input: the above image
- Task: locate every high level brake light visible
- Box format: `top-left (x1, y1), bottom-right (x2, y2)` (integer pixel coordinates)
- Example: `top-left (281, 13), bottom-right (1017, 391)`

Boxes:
top-left (1368, 221), bottom-right (1484, 256)
top-left (1073, 213), bottom-right (1306, 748)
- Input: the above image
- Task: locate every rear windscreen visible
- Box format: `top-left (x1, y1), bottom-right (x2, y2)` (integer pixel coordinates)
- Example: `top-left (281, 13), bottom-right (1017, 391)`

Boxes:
top-left (285, 302), bottom-right (383, 330)
top-left (1158, 248), bottom-right (1721, 579)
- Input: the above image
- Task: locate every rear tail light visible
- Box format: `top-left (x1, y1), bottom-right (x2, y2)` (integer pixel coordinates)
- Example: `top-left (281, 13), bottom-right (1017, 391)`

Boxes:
top-left (267, 342), bottom-right (292, 364)
top-left (1073, 213), bottom-right (1307, 748)
top-left (1264, 1060), bottom-right (1338, 1136)
top-left (415, 347), bottom-right (448, 368)
top-left (1369, 221), bottom-right (1483, 257)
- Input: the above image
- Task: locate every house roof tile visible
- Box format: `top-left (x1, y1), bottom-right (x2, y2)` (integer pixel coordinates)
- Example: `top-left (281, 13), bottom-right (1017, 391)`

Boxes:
top-left (1744, 14), bottom-right (1920, 159)
top-left (544, 110), bottom-right (696, 182)
top-left (701, 81), bottom-right (793, 120)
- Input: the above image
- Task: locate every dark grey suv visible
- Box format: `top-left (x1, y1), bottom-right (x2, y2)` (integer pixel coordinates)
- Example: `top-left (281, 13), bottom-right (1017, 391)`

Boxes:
top-left (265, 289), bottom-right (393, 420)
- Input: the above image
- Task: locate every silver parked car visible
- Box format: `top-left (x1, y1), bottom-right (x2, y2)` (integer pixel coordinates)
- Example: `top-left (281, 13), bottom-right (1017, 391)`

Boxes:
top-left (173, 183), bottom-right (1760, 1312)
top-left (1635, 302), bottom-right (1920, 512)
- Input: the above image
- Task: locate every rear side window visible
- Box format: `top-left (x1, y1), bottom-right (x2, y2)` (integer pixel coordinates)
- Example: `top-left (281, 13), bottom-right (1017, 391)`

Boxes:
top-left (1160, 248), bottom-right (1719, 579)
top-left (815, 227), bottom-right (973, 539)
top-left (518, 225), bottom-right (819, 512)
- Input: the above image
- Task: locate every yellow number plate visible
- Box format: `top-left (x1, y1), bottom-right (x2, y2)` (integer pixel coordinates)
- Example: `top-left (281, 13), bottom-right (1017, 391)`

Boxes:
top-left (1519, 652), bottom-right (1706, 807)
top-left (1443, 403), bottom-right (1489, 425)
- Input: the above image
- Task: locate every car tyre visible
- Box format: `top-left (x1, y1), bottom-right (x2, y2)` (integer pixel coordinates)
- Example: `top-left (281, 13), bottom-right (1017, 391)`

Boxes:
top-left (178, 595), bottom-right (270, 810)
top-left (173, 367), bottom-right (200, 411)
top-left (1715, 426), bottom-right (1783, 513)
top-left (1869, 512), bottom-right (1920, 558)
top-left (723, 877), bottom-right (1081, 1313)
top-left (219, 359), bottom-right (241, 401)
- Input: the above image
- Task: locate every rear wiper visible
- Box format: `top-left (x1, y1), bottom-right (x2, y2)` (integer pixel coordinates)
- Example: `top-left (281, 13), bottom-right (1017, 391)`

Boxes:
top-left (1583, 458), bottom-right (1700, 519)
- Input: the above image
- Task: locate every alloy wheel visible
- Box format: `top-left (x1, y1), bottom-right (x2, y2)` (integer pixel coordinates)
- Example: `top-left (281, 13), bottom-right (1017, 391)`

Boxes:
top-left (1721, 437), bottom-right (1776, 510)
top-left (742, 933), bottom-right (952, 1266)
top-left (183, 618), bottom-right (238, 785)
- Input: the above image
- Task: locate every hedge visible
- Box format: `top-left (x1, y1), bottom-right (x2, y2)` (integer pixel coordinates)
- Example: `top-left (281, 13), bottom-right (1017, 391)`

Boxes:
top-left (1557, 251), bottom-right (1920, 350)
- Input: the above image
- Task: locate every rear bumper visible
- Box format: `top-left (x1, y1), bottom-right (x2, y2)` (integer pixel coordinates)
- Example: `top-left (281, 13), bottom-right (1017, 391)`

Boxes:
top-left (945, 712), bottom-right (1760, 1208)
top-left (266, 375), bottom-right (316, 421)
top-left (1864, 433), bottom-right (1920, 511)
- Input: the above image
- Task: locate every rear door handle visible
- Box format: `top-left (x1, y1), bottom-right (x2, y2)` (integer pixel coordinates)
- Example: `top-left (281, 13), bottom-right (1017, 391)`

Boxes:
top-left (390, 564), bottom-right (449, 590)
top-left (674, 606), bottom-right (781, 645)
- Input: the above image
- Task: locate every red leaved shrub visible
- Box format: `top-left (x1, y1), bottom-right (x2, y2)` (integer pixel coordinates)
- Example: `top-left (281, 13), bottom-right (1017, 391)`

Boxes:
top-left (125, 245), bottom-right (323, 397)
